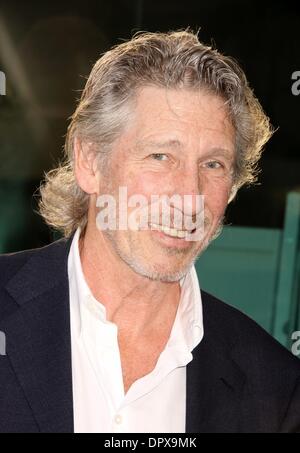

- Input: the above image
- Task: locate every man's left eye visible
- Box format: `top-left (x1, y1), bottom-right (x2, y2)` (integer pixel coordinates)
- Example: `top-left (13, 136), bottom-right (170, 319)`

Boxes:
top-left (205, 161), bottom-right (223, 169)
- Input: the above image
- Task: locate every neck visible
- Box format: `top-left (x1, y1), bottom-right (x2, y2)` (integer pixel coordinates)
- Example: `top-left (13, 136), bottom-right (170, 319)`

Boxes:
top-left (79, 219), bottom-right (181, 336)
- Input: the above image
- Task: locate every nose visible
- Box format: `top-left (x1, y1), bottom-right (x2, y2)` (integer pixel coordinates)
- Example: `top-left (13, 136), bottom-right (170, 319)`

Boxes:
top-left (163, 167), bottom-right (204, 231)
top-left (170, 168), bottom-right (203, 216)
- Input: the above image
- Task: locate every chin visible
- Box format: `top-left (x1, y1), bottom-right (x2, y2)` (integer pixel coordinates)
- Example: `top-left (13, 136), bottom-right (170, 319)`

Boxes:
top-left (127, 255), bottom-right (194, 282)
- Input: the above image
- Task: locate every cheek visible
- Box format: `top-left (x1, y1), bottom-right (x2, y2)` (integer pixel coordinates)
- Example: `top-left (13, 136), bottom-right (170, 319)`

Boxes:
top-left (210, 198), bottom-right (228, 218)
top-left (125, 171), bottom-right (166, 198)
top-left (203, 182), bottom-right (231, 216)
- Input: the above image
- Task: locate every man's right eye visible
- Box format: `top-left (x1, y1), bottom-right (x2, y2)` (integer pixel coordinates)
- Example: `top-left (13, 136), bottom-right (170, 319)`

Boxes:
top-left (150, 153), bottom-right (168, 161)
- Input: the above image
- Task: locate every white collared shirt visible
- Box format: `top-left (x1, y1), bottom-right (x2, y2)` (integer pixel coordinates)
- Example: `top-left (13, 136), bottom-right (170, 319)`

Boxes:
top-left (68, 228), bottom-right (204, 433)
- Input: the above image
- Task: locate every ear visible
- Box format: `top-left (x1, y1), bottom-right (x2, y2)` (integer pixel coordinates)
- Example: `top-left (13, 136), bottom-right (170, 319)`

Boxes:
top-left (74, 137), bottom-right (99, 195)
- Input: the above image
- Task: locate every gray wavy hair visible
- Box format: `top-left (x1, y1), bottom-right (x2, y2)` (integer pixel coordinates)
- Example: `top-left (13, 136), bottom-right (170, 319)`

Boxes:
top-left (39, 29), bottom-right (273, 237)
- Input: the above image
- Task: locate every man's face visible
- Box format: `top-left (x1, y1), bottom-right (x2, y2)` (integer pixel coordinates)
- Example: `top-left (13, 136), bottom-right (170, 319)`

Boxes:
top-left (95, 86), bottom-right (236, 282)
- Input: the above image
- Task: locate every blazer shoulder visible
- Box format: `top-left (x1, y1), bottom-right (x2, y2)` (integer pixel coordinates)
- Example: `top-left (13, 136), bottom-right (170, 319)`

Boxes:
top-left (0, 237), bottom-right (70, 288)
top-left (201, 290), bottom-right (300, 374)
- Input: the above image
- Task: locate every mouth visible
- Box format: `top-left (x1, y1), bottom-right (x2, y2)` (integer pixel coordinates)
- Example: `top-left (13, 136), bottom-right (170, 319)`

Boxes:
top-left (149, 223), bottom-right (196, 239)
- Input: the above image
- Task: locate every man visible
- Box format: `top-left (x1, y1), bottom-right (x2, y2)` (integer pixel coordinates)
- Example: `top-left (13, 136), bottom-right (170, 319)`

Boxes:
top-left (0, 30), bottom-right (299, 433)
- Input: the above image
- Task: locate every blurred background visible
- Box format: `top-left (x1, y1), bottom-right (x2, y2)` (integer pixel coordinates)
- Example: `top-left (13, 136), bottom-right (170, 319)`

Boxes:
top-left (0, 0), bottom-right (299, 347)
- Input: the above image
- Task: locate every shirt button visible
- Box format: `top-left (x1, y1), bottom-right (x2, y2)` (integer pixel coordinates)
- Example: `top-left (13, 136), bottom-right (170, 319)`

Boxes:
top-left (114, 414), bottom-right (122, 425)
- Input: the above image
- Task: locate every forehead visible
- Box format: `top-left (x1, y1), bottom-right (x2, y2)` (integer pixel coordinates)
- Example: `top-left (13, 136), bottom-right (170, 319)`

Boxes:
top-left (124, 85), bottom-right (235, 147)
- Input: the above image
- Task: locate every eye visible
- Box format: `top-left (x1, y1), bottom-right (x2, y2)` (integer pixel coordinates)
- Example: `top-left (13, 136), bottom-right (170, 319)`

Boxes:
top-left (204, 161), bottom-right (223, 169)
top-left (150, 153), bottom-right (169, 161)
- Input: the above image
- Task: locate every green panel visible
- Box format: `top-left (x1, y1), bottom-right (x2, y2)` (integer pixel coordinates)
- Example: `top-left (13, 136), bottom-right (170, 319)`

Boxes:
top-left (195, 226), bottom-right (282, 333)
top-left (294, 250), bottom-right (300, 333)
top-left (273, 192), bottom-right (300, 347)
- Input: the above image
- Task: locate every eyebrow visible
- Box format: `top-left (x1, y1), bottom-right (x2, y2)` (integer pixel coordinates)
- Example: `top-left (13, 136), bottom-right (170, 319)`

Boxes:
top-left (137, 139), bottom-right (234, 161)
top-left (201, 147), bottom-right (235, 162)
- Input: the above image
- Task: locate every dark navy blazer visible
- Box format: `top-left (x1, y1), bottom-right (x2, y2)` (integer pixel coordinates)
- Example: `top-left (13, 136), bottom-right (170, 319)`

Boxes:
top-left (0, 236), bottom-right (300, 433)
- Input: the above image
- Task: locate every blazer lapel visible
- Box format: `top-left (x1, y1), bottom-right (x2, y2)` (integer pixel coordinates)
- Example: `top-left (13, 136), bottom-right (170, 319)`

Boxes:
top-left (2, 237), bottom-right (74, 433)
top-left (186, 314), bottom-right (246, 433)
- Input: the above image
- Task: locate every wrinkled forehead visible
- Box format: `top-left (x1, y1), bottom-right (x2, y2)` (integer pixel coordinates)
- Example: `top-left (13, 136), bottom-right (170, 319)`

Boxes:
top-left (115, 85), bottom-right (236, 155)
